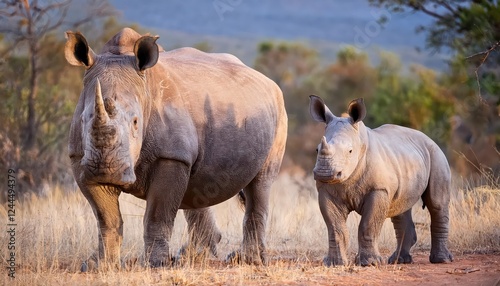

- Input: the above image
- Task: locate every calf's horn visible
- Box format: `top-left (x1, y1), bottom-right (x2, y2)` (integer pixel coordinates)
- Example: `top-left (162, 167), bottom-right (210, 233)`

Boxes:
top-left (320, 136), bottom-right (330, 154)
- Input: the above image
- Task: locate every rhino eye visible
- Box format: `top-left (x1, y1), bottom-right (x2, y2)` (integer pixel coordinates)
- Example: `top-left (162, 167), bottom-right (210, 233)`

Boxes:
top-left (315, 148), bottom-right (318, 153)
top-left (349, 149), bottom-right (353, 154)
top-left (132, 116), bottom-right (139, 130)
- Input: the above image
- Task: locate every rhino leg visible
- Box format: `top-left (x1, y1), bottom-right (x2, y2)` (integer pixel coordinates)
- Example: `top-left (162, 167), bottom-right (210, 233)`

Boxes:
top-left (178, 208), bottom-right (222, 260)
top-left (422, 165), bottom-right (453, 263)
top-left (143, 160), bottom-right (190, 267)
top-left (389, 209), bottom-right (417, 264)
top-left (79, 185), bottom-right (123, 272)
top-left (356, 190), bottom-right (389, 266)
top-left (226, 176), bottom-right (271, 265)
top-left (318, 190), bottom-right (349, 266)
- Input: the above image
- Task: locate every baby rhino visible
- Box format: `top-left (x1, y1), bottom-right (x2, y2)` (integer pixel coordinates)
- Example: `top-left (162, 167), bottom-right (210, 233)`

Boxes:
top-left (309, 95), bottom-right (453, 266)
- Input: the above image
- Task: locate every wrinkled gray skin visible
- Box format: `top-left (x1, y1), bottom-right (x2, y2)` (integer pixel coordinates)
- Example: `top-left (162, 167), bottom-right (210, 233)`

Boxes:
top-left (65, 28), bottom-right (287, 269)
top-left (309, 95), bottom-right (453, 267)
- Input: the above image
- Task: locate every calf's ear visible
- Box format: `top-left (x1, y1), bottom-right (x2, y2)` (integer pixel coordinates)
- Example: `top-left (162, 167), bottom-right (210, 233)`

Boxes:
top-left (65, 31), bottom-right (96, 68)
top-left (309, 95), bottom-right (335, 124)
top-left (347, 98), bottom-right (366, 124)
top-left (134, 35), bottom-right (159, 72)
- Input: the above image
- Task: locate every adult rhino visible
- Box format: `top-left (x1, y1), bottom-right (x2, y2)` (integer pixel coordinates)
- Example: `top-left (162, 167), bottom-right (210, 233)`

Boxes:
top-left (65, 28), bottom-right (287, 269)
top-left (309, 95), bottom-right (453, 266)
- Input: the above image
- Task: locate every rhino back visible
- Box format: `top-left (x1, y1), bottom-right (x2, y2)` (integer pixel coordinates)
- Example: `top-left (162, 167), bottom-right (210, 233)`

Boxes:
top-left (363, 124), bottom-right (447, 216)
top-left (143, 48), bottom-right (286, 207)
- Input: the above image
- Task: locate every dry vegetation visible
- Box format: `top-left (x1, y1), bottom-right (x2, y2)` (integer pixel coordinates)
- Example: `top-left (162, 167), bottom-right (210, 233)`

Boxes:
top-left (1, 173), bottom-right (499, 285)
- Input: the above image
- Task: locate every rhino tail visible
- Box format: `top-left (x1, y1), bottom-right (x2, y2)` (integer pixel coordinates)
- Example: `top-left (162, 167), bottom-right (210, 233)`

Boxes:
top-left (237, 190), bottom-right (246, 210)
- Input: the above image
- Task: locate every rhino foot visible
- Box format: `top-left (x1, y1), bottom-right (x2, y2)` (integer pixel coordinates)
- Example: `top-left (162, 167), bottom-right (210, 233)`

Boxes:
top-left (323, 255), bottom-right (346, 267)
top-left (388, 251), bottom-right (413, 264)
top-left (355, 252), bottom-right (383, 266)
top-left (174, 244), bottom-right (213, 265)
top-left (148, 257), bottom-right (174, 268)
top-left (80, 253), bottom-right (122, 272)
top-left (225, 250), bottom-right (267, 265)
top-left (430, 251), bottom-right (453, 263)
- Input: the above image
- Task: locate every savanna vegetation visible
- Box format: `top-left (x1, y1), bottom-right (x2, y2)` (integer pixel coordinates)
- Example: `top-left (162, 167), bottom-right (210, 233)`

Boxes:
top-left (0, 0), bottom-right (499, 285)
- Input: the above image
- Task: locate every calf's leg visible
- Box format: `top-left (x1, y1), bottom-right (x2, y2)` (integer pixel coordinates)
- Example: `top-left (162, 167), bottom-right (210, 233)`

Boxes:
top-left (357, 190), bottom-right (389, 266)
top-left (389, 209), bottom-right (417, 264)
top-left (422, 153), bottom-right (453, 263)
top-left (318, 190), bottom-right (350, 266)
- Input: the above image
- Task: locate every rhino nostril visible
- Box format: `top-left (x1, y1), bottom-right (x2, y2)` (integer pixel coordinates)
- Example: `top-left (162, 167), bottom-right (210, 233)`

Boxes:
top-left (336, 171), bottom-right (342, 178)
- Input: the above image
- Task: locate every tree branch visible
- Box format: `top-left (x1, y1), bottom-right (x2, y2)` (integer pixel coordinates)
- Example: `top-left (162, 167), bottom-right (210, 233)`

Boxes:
top-left (465, 41), bottom-right (500, 102)
top-left (437, 1), bottom-right (460, 17)
top-left (416, 4), bottom-right (447, 20)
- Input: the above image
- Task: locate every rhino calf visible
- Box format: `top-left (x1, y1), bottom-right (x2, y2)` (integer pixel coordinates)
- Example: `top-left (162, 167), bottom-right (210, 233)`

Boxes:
top-left (309, 95), bottom-right (453, 266)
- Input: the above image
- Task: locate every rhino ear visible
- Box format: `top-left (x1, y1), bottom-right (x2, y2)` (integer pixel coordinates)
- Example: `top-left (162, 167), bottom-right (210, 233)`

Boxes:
top-left (347, 98), bottom-right (366, 124)
top-left (309, 95), bottom-right (335, 124)
top-left (64, 31), bottom-right (96, 68)
top-left (134, 35), bottom-right (159, 72)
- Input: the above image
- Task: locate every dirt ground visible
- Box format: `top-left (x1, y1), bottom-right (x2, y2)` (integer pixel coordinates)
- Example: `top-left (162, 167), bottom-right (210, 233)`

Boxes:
top-left (14, 252), bottom-right (497, 285)
top-left (299, 252), bottom-right (500, 286)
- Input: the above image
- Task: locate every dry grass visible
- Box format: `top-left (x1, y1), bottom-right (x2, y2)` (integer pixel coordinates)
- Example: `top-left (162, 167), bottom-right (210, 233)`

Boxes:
top-left (1, 173), bottom-right (499, 285)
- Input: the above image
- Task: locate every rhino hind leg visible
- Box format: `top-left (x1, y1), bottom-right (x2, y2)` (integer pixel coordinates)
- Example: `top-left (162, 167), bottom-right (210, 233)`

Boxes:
top-left (389, 209), bottom-right (417, 264)
top-left (226, 175), bottom-right (272, 265)
top-left (177, 208), bottom-right (222, 262)
top-left (422, 155), bottom-right (453, 264)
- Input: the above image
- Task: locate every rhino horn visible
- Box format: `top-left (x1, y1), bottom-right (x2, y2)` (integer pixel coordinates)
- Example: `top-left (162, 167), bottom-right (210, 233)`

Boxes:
top-left (93, 79), bottom-right (110, 126)
top-left (104, 97), bottom-right (117, 118)
top-left (320, 136), bottom-right (331, 155)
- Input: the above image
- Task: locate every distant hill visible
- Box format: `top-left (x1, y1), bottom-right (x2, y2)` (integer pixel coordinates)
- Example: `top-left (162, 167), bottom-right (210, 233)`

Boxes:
top-left (109, 0), bottom-right (448, 70)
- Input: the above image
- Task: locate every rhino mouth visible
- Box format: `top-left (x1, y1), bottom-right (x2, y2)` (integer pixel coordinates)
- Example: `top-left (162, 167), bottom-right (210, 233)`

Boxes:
top-left (81, 156), bottom-right (136, 186)
top-left (314, 174), bottom-right (342, 184)
top-left (313, 167), bottom-right (343, 184)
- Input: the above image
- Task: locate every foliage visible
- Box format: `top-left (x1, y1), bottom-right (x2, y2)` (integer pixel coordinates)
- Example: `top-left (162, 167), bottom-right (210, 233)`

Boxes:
top-left (1, 1), bottom-right (498, 194)
top-left (0, 3), bottom-right (125, 194)
top-left (254, 41), bottom-right (319, 133)
top-left (367, 0), bottom-right (500, 54)
top-left (367, 0), bottom-right (500, 146)
top-left (253, 42), bottom-right (497, 174)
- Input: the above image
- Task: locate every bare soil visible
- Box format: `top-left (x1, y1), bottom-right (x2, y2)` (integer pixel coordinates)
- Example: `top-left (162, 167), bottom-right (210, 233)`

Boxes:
top-left (14, 252), bottom-right (499, 285)
top-left (301, 252), bottom-right (500, 286)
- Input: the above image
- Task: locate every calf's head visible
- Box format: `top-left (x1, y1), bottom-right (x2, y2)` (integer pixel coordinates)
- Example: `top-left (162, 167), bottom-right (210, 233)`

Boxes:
top-left (65, 31), bottom-right (159, 186)
top-left (309, 95), bottom-right (367, 184)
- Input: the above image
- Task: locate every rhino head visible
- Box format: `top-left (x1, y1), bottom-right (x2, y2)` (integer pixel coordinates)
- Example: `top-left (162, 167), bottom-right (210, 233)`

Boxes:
top-left (309, 95), bottom-right (367, 184)
top-left (65, 30), bottom-right (160, 186)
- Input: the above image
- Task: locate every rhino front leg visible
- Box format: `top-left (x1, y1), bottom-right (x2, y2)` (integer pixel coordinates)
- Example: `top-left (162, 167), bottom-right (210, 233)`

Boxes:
top-left (179, 208), bottom-right (222, 258)
top-left (318, 190), bottom-right (349, 266)
top-left (389, 209), bottom-right (417, 264)
top-left (80, 185), bottom-right (123, 272)
top-left (356, 190), bottom-right (389, 266)
top-left (144, 160), bottom-right (189, 267)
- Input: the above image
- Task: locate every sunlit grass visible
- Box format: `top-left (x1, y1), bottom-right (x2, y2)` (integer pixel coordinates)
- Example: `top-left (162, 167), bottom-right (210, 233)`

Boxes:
top-left (0, 173), bottom-right (499, 284)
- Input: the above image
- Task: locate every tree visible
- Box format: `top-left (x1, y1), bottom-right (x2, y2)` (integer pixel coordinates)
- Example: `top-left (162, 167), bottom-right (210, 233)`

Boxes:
top-left (309, 47), bottom-right (377, 115)
top-left (0, 1), bottom-right (116, 194)
top-left (368, 1), bottom-right (499, 54)
top-left (368, 1), bottom-right (500, 97)
top-left (0, 0), bottom-right (115, 150)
